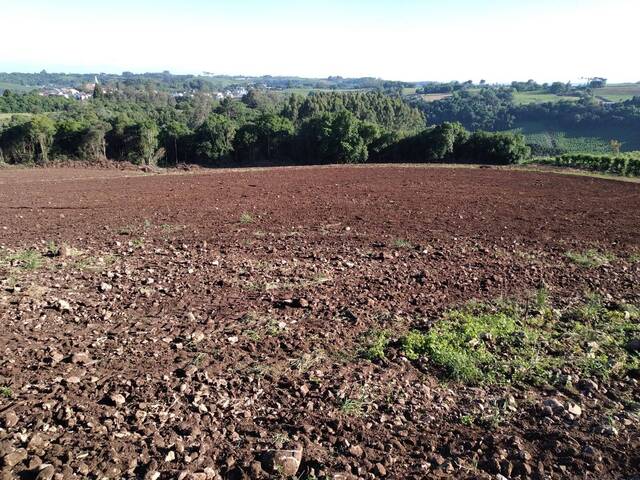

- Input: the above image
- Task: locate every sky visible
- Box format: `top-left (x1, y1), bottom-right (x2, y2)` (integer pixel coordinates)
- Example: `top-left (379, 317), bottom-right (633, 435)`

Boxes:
top-left (1, 0), bottom-right (639, 83)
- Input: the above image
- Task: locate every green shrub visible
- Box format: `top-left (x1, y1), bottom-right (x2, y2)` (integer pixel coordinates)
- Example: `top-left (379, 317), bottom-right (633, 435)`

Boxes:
top-left (535, 152), bottom-right (640, 177)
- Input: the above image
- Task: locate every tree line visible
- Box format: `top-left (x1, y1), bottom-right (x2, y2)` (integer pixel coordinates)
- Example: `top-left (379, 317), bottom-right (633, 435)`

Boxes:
top-left (414, 89), bottom-right (640, 134)
top-left (0, 87), bottom-right (531, 166)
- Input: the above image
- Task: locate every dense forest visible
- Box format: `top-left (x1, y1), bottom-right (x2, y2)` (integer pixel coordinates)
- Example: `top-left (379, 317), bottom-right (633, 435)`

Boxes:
top-left (2, 71), bottom-right (638, 166)
top-left (0, 85), bottom-right (530, 166)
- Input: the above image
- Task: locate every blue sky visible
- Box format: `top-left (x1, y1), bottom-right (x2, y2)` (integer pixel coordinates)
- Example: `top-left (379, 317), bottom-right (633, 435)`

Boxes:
top-left (2, 0), bottom-right (638, 82)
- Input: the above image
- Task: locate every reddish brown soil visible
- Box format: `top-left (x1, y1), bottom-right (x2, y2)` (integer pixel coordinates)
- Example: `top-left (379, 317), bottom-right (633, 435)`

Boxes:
top-left (0, 166), bottom-right (639, 480)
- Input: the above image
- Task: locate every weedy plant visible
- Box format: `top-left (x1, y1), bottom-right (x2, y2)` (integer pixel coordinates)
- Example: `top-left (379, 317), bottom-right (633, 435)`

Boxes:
top-left (6, 249), bottom-right (42, 270)
top-left (401, 294), bottom-right (640, 386)
top-left (239, 212), bottom-right (254, 224)
top-left (360, 329), bottom-right (390, 360)
top-left (566, 249), bottom-right (615, 268)
top-left (0, 386), bottom-right (13, 399)
top-left (393, 239), bottom-right (413, 249)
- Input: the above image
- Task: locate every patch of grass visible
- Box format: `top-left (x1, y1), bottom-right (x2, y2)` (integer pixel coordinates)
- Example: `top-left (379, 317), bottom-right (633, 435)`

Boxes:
top-left (0, 386), bottom-right (13, 399)
top-left (566, 249), bottom-right (615, 268)
top-left (393, 239), bottom-right (413, 249)
top-left (460, 414), bottom-right (475, 426)
top-left (360, 329), bottom-right (390, 361)
top-left (401, 330), bottom-right (430, 361)
top-left (245, 329), bottom-right (262, 342)
top-left (5, 249), bottom-right (43, 270)
top-left (403, 297), bottom-right (640, 386)
top-left (239, 212), bottom-right (254, 224)
top-left (340, 398), bottom-right (365, 416)
top-left (629, 252), bottom-right (640, 263)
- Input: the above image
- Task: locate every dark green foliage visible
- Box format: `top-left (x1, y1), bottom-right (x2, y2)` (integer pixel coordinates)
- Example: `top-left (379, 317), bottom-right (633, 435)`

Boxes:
top-left (418, 89), bottom-right (515, 130)
top-left (160, 121), bottom-right (192, 165)
top-left (374, 123), bottom-right (529, 165)
top-left (293, 91), bottom-right (425, 133)
top-left (296, 111), bottom-right (374, 164)
top-left (0, 115), bottom-right (56, 164)
top-left (0, 84), bottom-right (531, 167)
top-left (535, 152), bottom-right (640, 177)
top-left (233, 113), bottom-right (294, 163)
top-left (461, 131), bottom-right (531, 165)
top-left (193, 114), bottom-right (236, 163)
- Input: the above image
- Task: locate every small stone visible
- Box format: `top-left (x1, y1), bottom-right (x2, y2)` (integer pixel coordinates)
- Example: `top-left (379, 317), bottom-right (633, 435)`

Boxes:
top-left (165, 451), bottom-right (175, 462)
top-left (374, 463), bottom-right (387, 476)
top-left (203, 466), bottom-right (218, 479)
top-left (227, 336), bottom-right (239, 344)
top-left (50, 351), bottom-right (64, 365)
top-left (56, 299), bottom-right (71, 312)
top-left (3, 448), bottom-right (27, 467)
top-left (567, 402), bottom-right (582, 417)
top-left (35, 465), bottom-right (55, 480)
top-left (65, 376), bottom-right (81, 384)
top-left (192, 331), bottom-right (205, 344)
top-left (542, 398), bottom-right (564, 412)
top-left (71, 352), bottom-right (91, 364)
top-left (100, 282), bottom-right (113, 292)
top-left (3, 411), bottom-right (18, 428)
top-left (348, 445), bottom-right (363, 457)
top-left (270, 444), bottom-right (303, 476)
top-left (110, 393), bottom-right (126, 406)
top-left (250, 461), bottom-right (266, 478)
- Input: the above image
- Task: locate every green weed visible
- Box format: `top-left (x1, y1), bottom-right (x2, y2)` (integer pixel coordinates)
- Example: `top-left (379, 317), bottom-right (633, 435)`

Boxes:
top-left (402, 297), bottom-right (639, 385)
top-left (239, 212), bottom-right (254, 224)
top-left (360, 329), bottom-right (390, 360)
top-left (393, 239), bottom-right (413, 249)
top-left (6, 250), bottom-right (42, 270)
top-left (566, 249), bottom-right (615, 267)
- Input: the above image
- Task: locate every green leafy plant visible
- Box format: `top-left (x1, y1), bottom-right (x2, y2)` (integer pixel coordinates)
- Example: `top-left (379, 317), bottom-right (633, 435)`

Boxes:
top-left (0, 386), bottom-right (13, 399)
top-left (361, 329), bottom-right (390, 360)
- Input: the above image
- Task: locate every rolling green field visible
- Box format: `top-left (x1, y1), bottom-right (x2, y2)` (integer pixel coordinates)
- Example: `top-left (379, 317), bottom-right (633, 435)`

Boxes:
top-left (593, 84), bottom-right (640, 102)
top-left (512, 91), bottom-right (579, 105)
top-left (511, 121), bottom-right (640, 154)
top-left (0, 113), bottom-right (34, 125)
top-left (0, 82), bottom-right (35, 94)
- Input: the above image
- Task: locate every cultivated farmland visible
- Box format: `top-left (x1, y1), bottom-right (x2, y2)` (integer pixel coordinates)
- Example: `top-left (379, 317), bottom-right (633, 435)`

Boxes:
top-left (0, 166), bottom-right (638, 479)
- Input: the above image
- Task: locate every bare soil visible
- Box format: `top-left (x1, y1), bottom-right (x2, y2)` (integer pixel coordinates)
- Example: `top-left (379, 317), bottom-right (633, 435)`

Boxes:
top-left (0, 165), bottom-right (639, 480)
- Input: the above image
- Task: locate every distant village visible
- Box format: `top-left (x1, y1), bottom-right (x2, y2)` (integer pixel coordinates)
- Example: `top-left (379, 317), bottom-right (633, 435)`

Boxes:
top-left (39, 78), bottom-right (249, 101)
